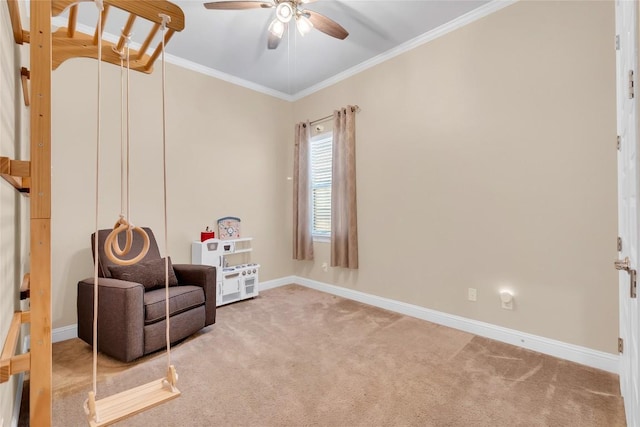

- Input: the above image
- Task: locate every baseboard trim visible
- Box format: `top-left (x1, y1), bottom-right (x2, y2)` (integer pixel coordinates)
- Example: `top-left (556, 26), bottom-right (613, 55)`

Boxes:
top-left (259, 276), bottom-right (296, 291)
top-left (52, 324), bottom-right (77, 343)
top-left (292, 276), bottom-right (619, 374)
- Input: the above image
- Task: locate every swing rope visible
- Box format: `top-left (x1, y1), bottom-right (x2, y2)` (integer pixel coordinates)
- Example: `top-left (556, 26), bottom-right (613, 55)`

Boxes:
top-left (91, 0), bottom-right (104, 401)
top-left (85, 4), bottom-right (179, 424)
top-left (116, 32), bottom-right (131, 224)
top-left (160, 13), bottom-right (173, 368)
top-left (103, 28), bottom-right (152, 266)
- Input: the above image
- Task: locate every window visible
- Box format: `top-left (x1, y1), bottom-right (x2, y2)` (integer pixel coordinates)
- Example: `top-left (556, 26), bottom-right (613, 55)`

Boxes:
top-left (310, 133), bottom-right (332, 239)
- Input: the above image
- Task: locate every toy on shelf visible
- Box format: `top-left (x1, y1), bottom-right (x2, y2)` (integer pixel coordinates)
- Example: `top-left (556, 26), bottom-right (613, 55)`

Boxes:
top-left (217, 217), bottom-right (241, 240)
top-left (201, 226), bottom-right (215, 242)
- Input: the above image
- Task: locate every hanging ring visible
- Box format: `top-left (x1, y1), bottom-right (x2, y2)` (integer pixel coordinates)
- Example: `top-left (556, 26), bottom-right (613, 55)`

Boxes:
top-left (105, 215), bottom-right (133, 256)
top-left (104, 219), bottom-right (150, 265)
top-left (109, 216), bottom-right (133, 256)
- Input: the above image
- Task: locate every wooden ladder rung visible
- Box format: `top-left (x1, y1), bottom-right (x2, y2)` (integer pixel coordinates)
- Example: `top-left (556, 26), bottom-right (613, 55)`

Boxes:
top-left (93, 4), bottom-right (110, 45)
top-left (115, 14), bottom-right (137, 52)
top-left (0, 156), bottom-right (31, 193)
top-left (0, 311), bottom-right (31, 383)
top-left (87, 367), bottom-right (180, 427)
top-left (67, 4), bottom-right (78, 38)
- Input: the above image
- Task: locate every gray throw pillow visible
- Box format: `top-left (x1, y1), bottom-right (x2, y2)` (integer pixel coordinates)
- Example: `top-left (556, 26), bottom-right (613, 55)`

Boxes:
top-left (108, 257), bottom-right (179, 290)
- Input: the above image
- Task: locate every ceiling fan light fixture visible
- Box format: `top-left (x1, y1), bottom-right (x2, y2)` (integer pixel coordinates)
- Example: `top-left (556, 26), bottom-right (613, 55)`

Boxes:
top-left (276, 2), bottom-right (294, 23)
top-left (296, 15), bottom-right (313, 36)
top-left (268, 18), bottom-right (285, 38)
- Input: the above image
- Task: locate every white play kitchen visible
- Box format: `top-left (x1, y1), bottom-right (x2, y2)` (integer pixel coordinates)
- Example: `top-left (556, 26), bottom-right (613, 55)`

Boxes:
top-left (192, 218), bottom-right (260, 306)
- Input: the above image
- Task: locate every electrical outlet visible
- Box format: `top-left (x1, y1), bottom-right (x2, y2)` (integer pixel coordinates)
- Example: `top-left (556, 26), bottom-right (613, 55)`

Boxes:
top-left (321, 262), bottom-right (329, 272)
top-left (468, 288), bottom-right (477, 301)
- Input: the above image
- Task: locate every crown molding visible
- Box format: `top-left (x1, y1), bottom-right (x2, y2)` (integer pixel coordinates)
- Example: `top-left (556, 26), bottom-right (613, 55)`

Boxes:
top-left (291, 0), bottom-right (518, 101)
top-left (162, 54), bottom-right (295, 102)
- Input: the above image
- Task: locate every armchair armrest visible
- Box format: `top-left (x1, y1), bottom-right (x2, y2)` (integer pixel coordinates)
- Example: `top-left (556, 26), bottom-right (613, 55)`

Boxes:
top-left (172, 264), bottom-right (216, 326)
top-left (77, 277), bottom-right (145, 362)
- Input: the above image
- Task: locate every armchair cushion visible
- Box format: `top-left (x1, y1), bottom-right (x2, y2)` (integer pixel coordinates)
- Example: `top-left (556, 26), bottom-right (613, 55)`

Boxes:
top-left (108, 257), bottom-right (178, 290)
top-left (144, 286), bottom-right (205, 325)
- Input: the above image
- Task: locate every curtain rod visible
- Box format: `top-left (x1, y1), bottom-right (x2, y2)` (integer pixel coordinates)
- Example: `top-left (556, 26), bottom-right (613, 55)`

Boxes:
top-left (309, 105), bottom-right (360, 126)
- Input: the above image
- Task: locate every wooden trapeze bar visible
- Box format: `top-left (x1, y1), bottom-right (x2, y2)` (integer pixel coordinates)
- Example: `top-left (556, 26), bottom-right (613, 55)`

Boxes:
top-left (87, 366), bottom-right (180, 427)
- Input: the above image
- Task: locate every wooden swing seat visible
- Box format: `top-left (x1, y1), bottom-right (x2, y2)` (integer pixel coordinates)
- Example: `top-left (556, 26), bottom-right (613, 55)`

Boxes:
top-left (87, 366), bottom-right (180, 427)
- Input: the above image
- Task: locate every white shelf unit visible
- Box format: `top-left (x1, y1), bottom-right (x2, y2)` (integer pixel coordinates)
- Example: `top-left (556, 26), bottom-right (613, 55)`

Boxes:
top-left (191, 238), bottom-right (260, 306)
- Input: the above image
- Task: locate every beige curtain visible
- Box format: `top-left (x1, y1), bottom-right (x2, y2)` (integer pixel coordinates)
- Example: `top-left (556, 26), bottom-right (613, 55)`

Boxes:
top-left (331, 106), bottom-right (358, 269)
top-left (293, 121), bottom-right (314, 261)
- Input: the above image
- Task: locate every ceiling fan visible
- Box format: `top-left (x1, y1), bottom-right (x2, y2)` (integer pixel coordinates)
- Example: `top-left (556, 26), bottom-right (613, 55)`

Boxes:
top-left (203, 0), bottom-right (349, 50)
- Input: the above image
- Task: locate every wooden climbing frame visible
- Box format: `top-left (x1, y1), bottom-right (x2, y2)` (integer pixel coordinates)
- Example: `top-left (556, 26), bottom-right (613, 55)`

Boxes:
top-left (2, 1), bottom-right (185, 426)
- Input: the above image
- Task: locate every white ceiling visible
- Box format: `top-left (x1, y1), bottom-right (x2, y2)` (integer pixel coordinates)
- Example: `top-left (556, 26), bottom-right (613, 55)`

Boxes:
top-left (53, 0), bottom-right (506, 100)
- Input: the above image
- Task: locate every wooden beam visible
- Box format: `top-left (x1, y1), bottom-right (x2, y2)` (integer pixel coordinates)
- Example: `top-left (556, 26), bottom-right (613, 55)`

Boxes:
top-left (30, 0), bottom-right (53, 425)
top-left (30, 10), bottom-right (52, 216)
top-left (7, 0), bottom-right (24, 44)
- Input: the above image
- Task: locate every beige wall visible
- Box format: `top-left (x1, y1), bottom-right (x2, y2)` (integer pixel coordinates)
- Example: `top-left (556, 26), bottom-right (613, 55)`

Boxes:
top-left (0, 0), bottom-right (29, 423)
top-left (51, 59), bottom-right (293, 328)
top-left (292, 0), bottom-right (618, 353)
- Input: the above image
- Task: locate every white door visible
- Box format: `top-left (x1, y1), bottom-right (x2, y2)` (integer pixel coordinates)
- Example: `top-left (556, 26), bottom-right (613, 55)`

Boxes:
top-left (616, 1), bottom-right (639, 425)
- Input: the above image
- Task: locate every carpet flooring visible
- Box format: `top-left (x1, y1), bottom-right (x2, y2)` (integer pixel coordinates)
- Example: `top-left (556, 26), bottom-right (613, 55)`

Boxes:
top-left (51, 284), bottom-right (625, 426)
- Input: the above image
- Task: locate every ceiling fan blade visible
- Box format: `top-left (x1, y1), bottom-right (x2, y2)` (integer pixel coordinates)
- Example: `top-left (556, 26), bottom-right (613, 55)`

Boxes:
top-left (268, 31), bottom-right (282, 49)
top-left (305, 10), bottom-right (348, 40)
top-left (204, 1), bottom-right (273, 10)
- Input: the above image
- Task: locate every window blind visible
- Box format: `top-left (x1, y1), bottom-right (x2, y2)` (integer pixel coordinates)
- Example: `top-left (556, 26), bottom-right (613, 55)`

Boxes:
top-left (310, 135), bottom-right (332, 236)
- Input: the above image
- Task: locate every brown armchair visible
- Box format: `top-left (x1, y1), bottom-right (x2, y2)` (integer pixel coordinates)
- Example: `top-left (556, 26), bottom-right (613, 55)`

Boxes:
top-left (77, 227), bottom-right (216, 362)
